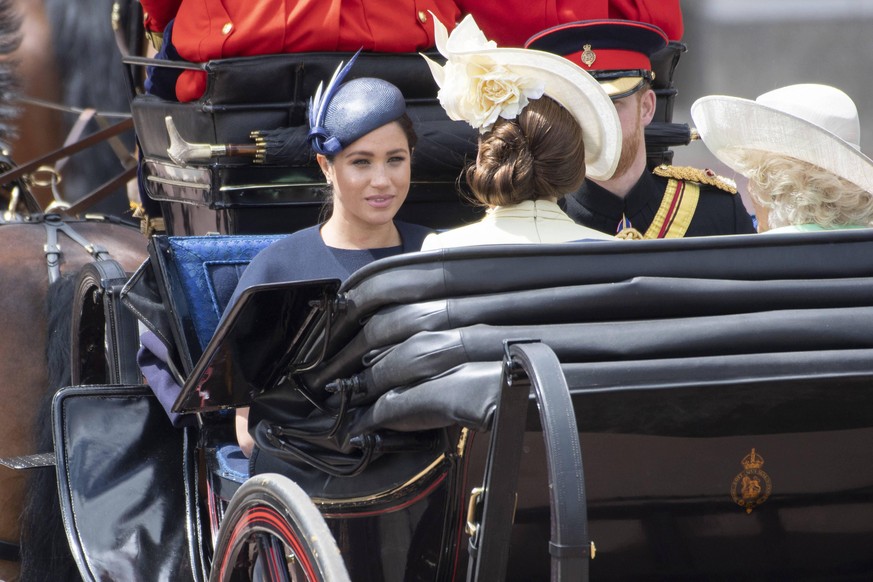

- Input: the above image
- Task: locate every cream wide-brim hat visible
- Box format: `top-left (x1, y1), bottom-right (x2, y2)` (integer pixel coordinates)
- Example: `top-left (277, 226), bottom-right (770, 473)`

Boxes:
top-left (467, 49), bottom-right (621, 181)
top-left (425, 15), bottom-right (621, 181)
top-left (691, 84), bottom-right (873, 194)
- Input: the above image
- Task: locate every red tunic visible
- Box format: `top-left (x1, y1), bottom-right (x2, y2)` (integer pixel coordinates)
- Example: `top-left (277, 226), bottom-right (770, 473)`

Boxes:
top-left (609, 0), bottom-right (683, 40)
top-left (141, 0), bottom-right (462, 102)
top-left (454, 0), bottom-right (683, 47)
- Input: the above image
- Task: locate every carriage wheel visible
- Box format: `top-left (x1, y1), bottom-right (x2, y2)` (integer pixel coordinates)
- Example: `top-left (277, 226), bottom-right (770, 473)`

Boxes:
top-left (209, 473), bottom-right (350, 582)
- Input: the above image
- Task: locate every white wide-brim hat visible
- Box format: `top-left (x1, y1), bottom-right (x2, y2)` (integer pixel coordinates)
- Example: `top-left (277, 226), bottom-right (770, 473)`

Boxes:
top-left (424, 15), bottom-right (621, 181)
top-left (691, 84), bottom-right (873, 194)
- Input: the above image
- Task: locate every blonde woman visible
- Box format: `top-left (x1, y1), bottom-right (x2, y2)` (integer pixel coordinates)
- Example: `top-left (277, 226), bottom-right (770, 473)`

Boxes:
top-left (692, 84), bottom-right (873, 233)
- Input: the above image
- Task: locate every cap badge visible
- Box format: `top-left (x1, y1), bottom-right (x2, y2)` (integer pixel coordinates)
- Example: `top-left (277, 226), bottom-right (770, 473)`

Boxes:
top-left (580, 44), bottom-right (596, 68)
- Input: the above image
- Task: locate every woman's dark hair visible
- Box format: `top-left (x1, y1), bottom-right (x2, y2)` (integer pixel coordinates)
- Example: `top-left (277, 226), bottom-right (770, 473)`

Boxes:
top-left (396, 112), bottom-right (418, 151)
top-left (318, 112), bottom-right (417, 222)
top-left (465, 96), bottom-right (586, 207)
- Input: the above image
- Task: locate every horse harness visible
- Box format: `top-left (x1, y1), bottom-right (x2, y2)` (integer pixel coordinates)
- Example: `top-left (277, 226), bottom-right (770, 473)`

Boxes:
top-left (43, 213), bottom-right (111, 284)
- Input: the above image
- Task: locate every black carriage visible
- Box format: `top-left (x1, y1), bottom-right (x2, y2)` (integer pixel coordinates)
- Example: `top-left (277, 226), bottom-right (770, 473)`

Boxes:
top-left (6, 45), bottom-right (873, 582)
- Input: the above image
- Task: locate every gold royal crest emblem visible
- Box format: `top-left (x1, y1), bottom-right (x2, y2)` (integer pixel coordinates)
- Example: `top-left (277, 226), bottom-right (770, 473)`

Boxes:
top-left (730, 448), bottom-right (772, 514)
top-left (581, 44), bottom-right (596, 67)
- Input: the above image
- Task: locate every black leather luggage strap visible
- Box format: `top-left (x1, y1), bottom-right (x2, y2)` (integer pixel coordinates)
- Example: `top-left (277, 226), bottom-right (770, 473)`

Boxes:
top-left (467, 340), bottom-right (591, 582)
top-left (466, 342), bottom-right (529, 582)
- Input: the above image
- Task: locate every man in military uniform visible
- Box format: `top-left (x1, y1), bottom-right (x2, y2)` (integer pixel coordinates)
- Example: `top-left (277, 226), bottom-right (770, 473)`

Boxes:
top-left (526, 20), bottom-right (757, 238)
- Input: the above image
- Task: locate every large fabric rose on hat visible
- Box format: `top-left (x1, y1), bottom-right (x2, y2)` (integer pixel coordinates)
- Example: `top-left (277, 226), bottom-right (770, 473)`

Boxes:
top-left (424, 14), bottom-right (544, 133)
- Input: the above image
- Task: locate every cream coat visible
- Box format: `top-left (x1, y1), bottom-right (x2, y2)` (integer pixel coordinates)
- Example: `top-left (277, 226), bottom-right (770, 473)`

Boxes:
top-left (421, 199), bottom-right (614, 250)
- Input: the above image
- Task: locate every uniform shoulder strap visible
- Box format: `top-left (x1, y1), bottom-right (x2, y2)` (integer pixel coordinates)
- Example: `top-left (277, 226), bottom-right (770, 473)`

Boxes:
top-left (652, 164), bottom-right (738, 194)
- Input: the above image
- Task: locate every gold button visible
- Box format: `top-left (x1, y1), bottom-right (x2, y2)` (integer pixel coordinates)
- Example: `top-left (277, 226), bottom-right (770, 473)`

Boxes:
top-left (417, 11), bottom-right (428, 23)
top-left (221, 22), bottom-right (233, 35)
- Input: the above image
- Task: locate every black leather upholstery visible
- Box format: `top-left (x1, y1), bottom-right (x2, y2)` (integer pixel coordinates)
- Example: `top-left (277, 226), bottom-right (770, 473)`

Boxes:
top-left (248, 230), bottom-right (873, 461)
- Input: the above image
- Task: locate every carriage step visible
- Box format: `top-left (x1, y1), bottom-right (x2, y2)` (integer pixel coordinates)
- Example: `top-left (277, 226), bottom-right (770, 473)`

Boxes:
top-left (0, 452), bottom-right (55, 470)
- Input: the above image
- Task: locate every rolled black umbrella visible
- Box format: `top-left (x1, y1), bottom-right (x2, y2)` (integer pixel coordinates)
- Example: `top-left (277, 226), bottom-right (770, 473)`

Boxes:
top-left (165, 115), bottom-right (310, 166)
top-left (645, 121), bottom-right (699, 149)
top-left (250, 126), bottom-right (311, 165)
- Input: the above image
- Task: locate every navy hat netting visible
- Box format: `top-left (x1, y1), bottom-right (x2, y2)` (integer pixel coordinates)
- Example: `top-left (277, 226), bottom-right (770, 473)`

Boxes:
top-left (308, 54), bottom-right (406, 155)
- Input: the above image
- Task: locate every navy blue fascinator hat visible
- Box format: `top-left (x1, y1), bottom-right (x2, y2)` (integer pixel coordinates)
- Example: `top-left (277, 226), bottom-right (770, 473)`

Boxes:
top-left (308, 52), bottom-right (407, 155)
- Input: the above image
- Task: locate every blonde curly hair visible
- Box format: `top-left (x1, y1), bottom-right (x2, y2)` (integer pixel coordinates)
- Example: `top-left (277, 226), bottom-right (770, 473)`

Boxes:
top-left (737, 152), bottom-right (873, 230)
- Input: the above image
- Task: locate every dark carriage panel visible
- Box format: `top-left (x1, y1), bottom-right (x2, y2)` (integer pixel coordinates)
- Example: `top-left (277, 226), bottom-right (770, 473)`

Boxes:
top-left (586, 359), bottom-right (873, 579)
top-left (52, 385), bottom-right (204, 582)
top-left (505, 427), bottom-right (873, 581)
top-left (491, 365), bottom-right (873, 580)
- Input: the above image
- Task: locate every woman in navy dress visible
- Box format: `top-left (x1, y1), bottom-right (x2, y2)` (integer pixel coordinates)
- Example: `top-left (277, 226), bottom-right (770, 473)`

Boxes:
top-left (230, 55), bottom-right (432, 456)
